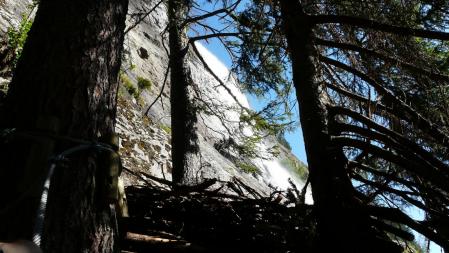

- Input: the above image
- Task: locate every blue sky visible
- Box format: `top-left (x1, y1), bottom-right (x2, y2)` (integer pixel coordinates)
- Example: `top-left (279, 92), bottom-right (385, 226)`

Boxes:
top-left (199, 38), bottom-right (308, 165)
top-left (190, 0), bottom-right (308, 164)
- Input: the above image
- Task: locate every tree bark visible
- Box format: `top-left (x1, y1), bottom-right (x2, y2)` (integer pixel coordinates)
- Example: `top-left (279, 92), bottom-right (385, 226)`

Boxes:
top-left (168, 0), bottom-right (201, 186)
top-left (0, 0), bottom-right (128, 252)
top-left (279, 1), bottom-right (400, 252)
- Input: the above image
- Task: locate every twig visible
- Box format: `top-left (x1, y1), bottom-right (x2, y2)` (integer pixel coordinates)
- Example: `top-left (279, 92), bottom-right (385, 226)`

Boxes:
top-left (145, 65), bottom-right (169, 116)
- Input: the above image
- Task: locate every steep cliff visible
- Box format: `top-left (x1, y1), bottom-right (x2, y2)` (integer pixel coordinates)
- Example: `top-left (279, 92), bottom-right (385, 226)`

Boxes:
top-left (0, 0), bottom-right (310, 201)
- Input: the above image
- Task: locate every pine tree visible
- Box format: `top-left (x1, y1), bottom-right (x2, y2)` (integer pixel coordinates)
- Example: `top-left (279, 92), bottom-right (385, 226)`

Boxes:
top-left (0, 0), bottom-right (128, 251)
top-left (232, 0), bottom-right (449, 251)
top-left (167, 0), bottom-right (203, 186)
top-left (166, 0), bottom-right (288, 185)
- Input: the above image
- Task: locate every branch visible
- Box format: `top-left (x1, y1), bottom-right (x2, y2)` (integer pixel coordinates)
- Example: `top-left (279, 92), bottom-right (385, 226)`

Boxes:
top-left (311, 15), bottom-right (449, 40)
top-left (352, 164), bottom-right (447, 216)
top-left (145, 31), bottom-right (170, 115)
top-left (190, 42), bottom-right (248, 112)
top-left (331, 136), bottom-right (449, 193)
top-left (335, 122), bottom-right (447, 174)
top-left (370, 218), bottom-right (414, 241)
top-left (144, 65), bottom-right (169, 116)
top-left (325, 82), bottom-right (392, 115)
top-left (352, 172), bottom-right (417, 197)
top-left (351, 173), bottom-right (439, 216)
top-left (315, 38), bottom-right (449, 81)
top-left (191, 85), bottom-right (235, 137)
top-left (184, 0), bottom-right (242, 26)
top-left (122, 166), bottom-right (167, 189)
top-left (365, 206), bottom-right (449, 249)
top-left (349, 162), bottom-right (420, 195)
top-left (321, 56), bottom-right (449, 147)
top-left (189, 32), bottom-right (243, 43)
top-left (185, 9), bottom-right (230, 26)
top-left (329, 106), bottom-right (449, 173)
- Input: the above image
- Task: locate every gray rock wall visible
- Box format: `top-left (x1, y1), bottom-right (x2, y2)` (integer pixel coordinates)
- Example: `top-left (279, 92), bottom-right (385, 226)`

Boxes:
top-left (0, 0), bottom-right (310, 199)
top-left (0, 0), bottom-right (32, 36)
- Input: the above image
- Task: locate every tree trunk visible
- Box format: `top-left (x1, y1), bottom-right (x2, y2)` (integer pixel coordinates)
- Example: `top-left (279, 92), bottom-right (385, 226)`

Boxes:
top-left (279, 1), bottom-right (400, 252)
top-left (168, 0), bottom-right (201, 186)
top-left (0, 0), bottom-right (128, 252)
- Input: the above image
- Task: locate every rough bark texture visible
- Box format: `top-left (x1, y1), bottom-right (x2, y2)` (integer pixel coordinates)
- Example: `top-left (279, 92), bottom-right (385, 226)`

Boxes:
top-left (279, 1), bottom-right (399, 252)
top-left (0, 0), bottom-right (128, 252)
top-left (168, 0), bottom-right (201, 186)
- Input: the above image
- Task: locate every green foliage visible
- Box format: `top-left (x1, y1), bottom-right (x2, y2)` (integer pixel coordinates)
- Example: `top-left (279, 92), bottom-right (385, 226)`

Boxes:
top-left (280, 156), bottom-right (308, 181)
top-left (119, 73), bottom-right (152, 102)
top-left (240, 110), bottom-right (288, 136)
top-left (137, 76), bottom-right (152, 90)
top-left (214, 135), bottom-right (281, 161)
top-left (230, 1), bottom-right (295, 138)
top-left (232, 5), bottom-right (289, 96)
top-left (237, 135), bottom-right (261, 158)
top-left (120, 72), bottom-right (139, 99)
top-left (137, 96), bottom-right (145, 107)
top-left (130, 88), bottom-right (140, 99)
top-left (160, 124), bottom-right (171, 134)
top-left (237, 162), bottom-right (259, 174)
top-left (414, 37), bottom-right (449, 72)
top-left (117, 85), bottom-right (126, 98)
top-left (231, 0), bottom-right (449, 249)
top-left (7, 13), bottom-right (33, 66)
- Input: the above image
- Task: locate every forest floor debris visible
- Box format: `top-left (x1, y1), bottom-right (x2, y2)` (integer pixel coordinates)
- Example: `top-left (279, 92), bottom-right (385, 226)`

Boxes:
top-left (122, 175), bottom-right (317, 253)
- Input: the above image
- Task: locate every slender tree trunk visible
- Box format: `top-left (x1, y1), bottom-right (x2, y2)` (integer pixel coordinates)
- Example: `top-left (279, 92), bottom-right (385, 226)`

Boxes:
top-left (0, 0), bottom-right (128, 252)
top-left (168, 0), bottom-right (201, 186)
top-left (279, 1), bottom-right (400, 252)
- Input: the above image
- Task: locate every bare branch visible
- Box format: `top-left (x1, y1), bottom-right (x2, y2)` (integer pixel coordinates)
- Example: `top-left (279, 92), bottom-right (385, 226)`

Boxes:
top-left (189, 32), bottom-right (243, 43)
top-left (184, 0), bottom-right (242, 27)
top-left (190, 42), bottom-right (248, 111)
top-left (145, 65), bottom-right (169, 116)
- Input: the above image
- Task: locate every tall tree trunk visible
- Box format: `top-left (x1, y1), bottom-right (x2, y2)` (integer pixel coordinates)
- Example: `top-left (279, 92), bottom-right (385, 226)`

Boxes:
top-left (279, 1), bottom-right (400, 252)
top-left (0, 0), bottom-right (128, 252)
top-left (168, 0), bottom-right (201, 186)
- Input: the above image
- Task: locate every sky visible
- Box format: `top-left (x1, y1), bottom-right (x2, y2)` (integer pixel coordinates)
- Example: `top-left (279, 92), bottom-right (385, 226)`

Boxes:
top-left (189, 0), bottom-right (308, 164)
top-left (198, 38), bottom-right (308, 165)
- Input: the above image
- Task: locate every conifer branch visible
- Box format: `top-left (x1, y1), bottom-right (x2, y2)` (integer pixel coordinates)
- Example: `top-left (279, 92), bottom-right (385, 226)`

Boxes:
top-left (311, 15), bottom-right (449, 40)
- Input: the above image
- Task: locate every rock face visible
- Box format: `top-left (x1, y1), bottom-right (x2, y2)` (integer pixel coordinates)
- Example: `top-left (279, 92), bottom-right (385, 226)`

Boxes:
top-left (0, 0), bottom-right (311, 201)
top-left (0, 0), bottom-right (32, 35)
